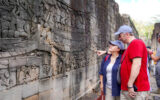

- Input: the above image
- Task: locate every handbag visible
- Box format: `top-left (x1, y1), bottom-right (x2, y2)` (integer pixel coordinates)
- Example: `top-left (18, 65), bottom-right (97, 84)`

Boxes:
top-left (117, 64), bottom-right (121, 84)
top-left (96, 91), bottom-right (105, 100)
top-left (117, 51), bottom-right (126, 84)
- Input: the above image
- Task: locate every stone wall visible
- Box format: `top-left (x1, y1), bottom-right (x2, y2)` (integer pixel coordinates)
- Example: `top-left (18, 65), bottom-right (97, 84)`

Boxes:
top-left (151, 23), bottom-right (160, 50)
top-left (121, 14), bottom-right (139, 38)
top-left (0, 0), bottom-right (138, 100)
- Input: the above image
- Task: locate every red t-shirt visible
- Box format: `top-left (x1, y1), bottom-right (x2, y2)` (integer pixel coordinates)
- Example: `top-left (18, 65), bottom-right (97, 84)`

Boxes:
top-left (121, 39), bottom-right (150, 91)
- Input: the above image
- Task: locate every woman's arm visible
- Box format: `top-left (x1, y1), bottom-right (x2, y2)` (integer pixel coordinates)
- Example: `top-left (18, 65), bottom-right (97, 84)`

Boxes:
top-left (100, 75), bottom-right (103, 91)
top-left (96, 50), bottom-right (107, 56)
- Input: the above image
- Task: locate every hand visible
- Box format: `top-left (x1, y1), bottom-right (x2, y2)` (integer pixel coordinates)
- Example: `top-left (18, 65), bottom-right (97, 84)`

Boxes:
top-left (100, 83), bottom-right (103, 91)
top-left (128, 87), bottom-right (137, 98)
top-left (96, 50), bottom-right (106, 56)
top-left (147, 49), bottom-right (153, 55)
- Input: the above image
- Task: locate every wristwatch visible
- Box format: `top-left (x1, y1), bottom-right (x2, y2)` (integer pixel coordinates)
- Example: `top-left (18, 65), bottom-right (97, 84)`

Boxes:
top-left (127, 86), bottom-right (133, 89)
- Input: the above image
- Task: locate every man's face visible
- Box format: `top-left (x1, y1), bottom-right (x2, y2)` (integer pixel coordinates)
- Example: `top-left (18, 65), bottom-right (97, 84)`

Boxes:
top-left (118, 33), bottom-right (127, 43)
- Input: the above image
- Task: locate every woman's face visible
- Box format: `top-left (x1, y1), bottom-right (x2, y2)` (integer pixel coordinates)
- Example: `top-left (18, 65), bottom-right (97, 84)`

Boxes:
top-left (108, 44), bottom-right (120, 53)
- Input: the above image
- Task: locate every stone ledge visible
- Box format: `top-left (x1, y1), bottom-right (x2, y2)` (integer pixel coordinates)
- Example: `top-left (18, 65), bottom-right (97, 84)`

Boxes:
top-left (0, 59), bottom-right (9, 69)
top-left (0, 41), bottom-right (38, 58)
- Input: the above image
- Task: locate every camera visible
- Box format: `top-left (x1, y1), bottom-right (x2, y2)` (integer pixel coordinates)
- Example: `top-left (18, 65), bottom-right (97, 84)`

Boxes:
top-left (133, 85), bottom-right (138, 92)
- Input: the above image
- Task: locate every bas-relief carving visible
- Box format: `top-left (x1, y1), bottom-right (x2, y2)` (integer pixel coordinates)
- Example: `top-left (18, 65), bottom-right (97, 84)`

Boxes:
top-left (0, 0), bottom-right (36, 38)
top-left (41, 0), bottom-right (86, 32)
top-left (17, 65), bottom-right (39, 84)
top-left (0, 69), bottom-right (15, 90)
top-left (0, 70), bottom-right (11, 87)
top-left (0, 0), bottom-right (89, 75)
top-left (38, 24), bottom-right (85, 75)
top-left (39, 65), bottom-right (52, 78)
top-left (38, 0), bottom-right (72, 32)
top-left (0, 0), bottom-right (84, 51)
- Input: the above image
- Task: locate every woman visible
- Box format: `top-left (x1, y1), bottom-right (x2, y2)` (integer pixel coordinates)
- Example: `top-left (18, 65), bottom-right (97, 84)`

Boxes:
top-left (98, 40), bottom-right (124, 100)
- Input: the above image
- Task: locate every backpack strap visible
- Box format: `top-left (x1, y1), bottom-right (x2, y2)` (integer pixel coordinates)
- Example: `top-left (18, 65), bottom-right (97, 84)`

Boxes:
top-left (104, 55), bottom-right (109, 62)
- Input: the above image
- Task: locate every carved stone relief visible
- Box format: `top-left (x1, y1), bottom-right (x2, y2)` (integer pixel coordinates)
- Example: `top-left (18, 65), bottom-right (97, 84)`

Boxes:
top-left (0, 0), bottom-right (37, 38)
top-left (0, 69), bottom-right (16, 90)
top-left (39, 65), bottom-right (52, 78)
top-left (17, 65), bottom-right (39, 84)
top-left (39, 53), bottom-right (52, 78)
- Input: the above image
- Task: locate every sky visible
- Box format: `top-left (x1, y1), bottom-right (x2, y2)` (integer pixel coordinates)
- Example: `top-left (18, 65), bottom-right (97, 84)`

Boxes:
top-left (115, 0), bottom-right (160, 24)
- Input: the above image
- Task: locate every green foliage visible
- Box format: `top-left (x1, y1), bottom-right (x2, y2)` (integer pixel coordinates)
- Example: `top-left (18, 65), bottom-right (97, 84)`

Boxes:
top-left (132, 19), bottom-right (154, 39)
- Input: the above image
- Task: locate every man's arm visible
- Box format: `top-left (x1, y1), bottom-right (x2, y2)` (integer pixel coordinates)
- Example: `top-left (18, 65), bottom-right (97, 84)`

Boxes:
top-left (128, 57), bottom-right (142, 87)
top-left (127, 58), bottom-right (141, 98)
top-left (147, 49), bottom-right (160, 62)
top-left (151, 54), bottom-right (160, 62)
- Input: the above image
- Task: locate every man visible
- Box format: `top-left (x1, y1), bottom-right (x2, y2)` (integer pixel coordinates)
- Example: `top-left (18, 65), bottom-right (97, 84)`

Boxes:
top-left (115, 25), bottom-right (150, 100)
top-left (96, 25), bottom-right (150, 100)
top-left (149, 33), bottom-right (160, 94)
top-left (147, 46), bottom-right (152, 73)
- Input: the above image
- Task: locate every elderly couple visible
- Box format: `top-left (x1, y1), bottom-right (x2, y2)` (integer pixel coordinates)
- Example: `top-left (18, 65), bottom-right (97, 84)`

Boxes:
top-left (97, 25), bottom-right (150, 100)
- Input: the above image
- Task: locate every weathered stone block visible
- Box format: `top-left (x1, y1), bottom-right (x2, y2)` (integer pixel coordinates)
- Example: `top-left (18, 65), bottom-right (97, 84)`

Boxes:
top-left (22, 80), bottom-right (39, 98)
top-left (9, 57), bottom-right (27, 68)
top-left (14, 48), bottom-right (24, 55)
top-left (0, 85), bottom-right (22, 100)
top-left (27, 56), bottom-right (42, 66)
top-left (39, 78), bottom-right (53, 92)
top-left (0, 59), bottom-right (8, 69)
top-left (1, 52), bottom-right (11, 58)
top-left (51, 89), bottom-right (63, 100)
top-left (52, 76), bottom-right (63, 92)
top-left (25, 42), bottom-right (38, 53)
top-left (39, 90), bottom-right (51, 100)
top-left (61, 73), bottom-right (71, 98)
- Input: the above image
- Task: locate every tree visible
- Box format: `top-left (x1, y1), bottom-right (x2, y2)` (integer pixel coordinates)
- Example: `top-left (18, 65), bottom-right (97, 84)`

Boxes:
top-left (132, 19), bottom-right (154, 45)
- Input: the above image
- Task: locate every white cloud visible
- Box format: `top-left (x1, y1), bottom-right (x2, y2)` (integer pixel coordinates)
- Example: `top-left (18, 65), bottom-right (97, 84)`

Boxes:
top-left (115, 0), bottom-right (160, 23)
